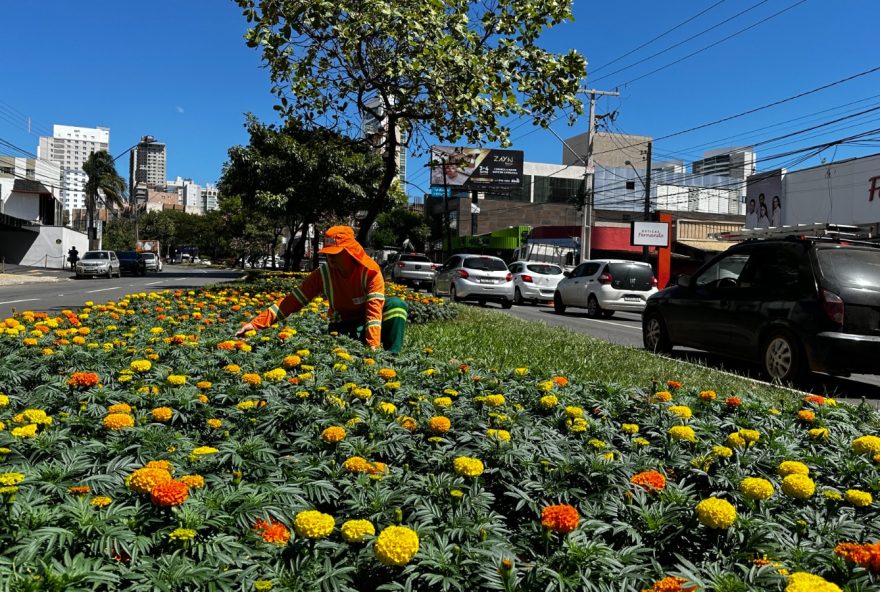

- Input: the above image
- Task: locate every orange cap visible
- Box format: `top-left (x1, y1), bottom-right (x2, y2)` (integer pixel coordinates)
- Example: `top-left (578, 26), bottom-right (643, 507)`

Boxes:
top-left (319, 225), bottom-right (380, 272)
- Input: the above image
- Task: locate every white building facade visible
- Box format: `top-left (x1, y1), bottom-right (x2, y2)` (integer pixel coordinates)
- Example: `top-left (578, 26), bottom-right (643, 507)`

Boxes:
top-left (37, 124), bottom-right (110, 216)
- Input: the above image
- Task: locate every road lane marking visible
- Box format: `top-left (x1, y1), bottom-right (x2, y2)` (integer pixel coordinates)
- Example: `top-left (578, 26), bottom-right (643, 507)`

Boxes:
top-left (86, 287), bottom-right (121, 293)
top-left (0, 298), bottom-right (40, 305)
top-left (145, 281), bottom-right (162, 285)
top-left (586, 318), bottom-right (641, 331)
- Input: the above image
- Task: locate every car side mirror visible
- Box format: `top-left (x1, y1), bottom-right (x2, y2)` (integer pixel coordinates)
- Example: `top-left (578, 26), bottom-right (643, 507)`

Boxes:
top-left (676, 274), bottom-right (691, 288)
top-left (563, 271), bottom-right (571, 277)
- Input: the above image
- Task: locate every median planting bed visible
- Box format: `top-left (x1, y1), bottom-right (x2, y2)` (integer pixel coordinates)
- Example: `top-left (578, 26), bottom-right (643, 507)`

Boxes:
top-left (0, 276), bottom-right (878, 591)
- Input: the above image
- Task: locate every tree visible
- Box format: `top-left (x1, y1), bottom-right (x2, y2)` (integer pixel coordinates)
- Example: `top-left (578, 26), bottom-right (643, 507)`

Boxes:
top-left (371, 206), bottom-right (430, 253)
top-left (236, 0), bottom-right (587, 242)
top-left (82, 150), bottom-right (126, 250)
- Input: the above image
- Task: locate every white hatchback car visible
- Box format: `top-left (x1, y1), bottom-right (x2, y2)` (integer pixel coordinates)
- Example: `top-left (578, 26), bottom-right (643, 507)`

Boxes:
top-left (508, 261), bottom-right (565, 305)
top-left (554, 259), bottom-right (658, 317)
top-left (433, 254), bottom-right (514, 308)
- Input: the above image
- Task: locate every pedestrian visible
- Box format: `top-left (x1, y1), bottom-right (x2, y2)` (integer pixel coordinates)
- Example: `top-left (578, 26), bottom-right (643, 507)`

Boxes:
top-left (235, 225), bottom-right (408, 353)
top-left (67, 246), bottom-right (79, 270)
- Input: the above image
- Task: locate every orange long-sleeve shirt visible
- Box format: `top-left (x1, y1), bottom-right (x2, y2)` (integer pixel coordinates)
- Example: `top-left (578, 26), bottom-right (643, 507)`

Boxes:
top-left (249, 263), bottom-right (386, 348)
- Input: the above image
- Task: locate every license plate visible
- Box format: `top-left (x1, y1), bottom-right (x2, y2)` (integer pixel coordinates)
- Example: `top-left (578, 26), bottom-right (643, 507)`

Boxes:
top-left (479, 279), bottom-right (494, 284)
top-left (415, 265), bottom-right (421, 270)
top-left (624, 296), bottom-right (641, 302)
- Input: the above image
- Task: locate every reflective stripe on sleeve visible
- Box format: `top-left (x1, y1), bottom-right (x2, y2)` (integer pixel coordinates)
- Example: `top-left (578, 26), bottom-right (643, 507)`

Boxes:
top-left (319, 264), bottom-right (334, 310)
top-left (366, 292), bottom-right (385, 301)
top-left (268, 303), bottom-right (285, 321)
top-left (291, 286), bottom-right (309, 307)
top-left (366, 319), bottom-right (382, 328)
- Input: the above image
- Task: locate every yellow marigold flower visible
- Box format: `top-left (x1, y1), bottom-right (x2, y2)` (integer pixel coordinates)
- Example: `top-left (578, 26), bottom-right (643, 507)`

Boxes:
top-left (125, 467), bottom-right (172, 495)
top-left (0, 472), bottom-right (25, 486)
top-left (442, 388), bottom-right (459, 397)
top-left (262, 368), bottom-right (286, 382)
top-left (486, 429), bottom-right (511, 442)
top-left (191, 446), bottom-right (219, 458)
top-left (293, 510), bottom-right (335, 539)
top-left (321, 426), bottom-right (346, 444)
top-left (778, 461), bottom-right (810, 477)
top-left (621, 423), bottom-right (639, 434)
top-left (809, 427), bottom-right (829, 440)
top-left (397, 416), bottom-right (418, 431)
top-left (844, 489), bottom-right (873, 507)
top-left (739, 429), bottom-right (760, 444)
top-left (325, 395), bottom-right (346, 408)
top-left (179, 474), bottom-right (205, 489)
top-left (196, 381), bottom-right (212, 390)
top-left (785, 572), bottom-right (841, 592)
top-left (130, 360), bottom-right (152, 372)
top-left (378, 368), bottom-right (397, 380)
top-left (669, 425), bottom-right (696, 443)
top-left (103, 413), bottom-right (135, 431)
top-left (166, 375), bottom-right (187, 386)
top-left (484, 394), bottom-right (505, 407)
top-left (254, 581), bottom-right (273, 591)
top-left (13, 409), bottom-right (52, 426)
top-left (695, 497), bottom-right (736, 529)
top-left (699, 390), bottom-right (717, 401)
top-left (740, 477), bottom-right (774, 501)
top-left (169, 528), bottom-right (197, 541)
top-left (537, 380), bottom-right (554, 392)
top-left (207, 418), bottom-right (222, 429)
top-left (151, 407), bottom-right (173, 422)
top-left (654, 391), bottom-right (672, 402)
top-left (351, 387), bottom-right (372, 400)
top-left (823, 489), bottom-right (843, 501)
top-left (453, 456), bottom-right (484, 477)
top-left (296, 349), bottom-right (310, 357)
top-left (852, 435), bottom-right (880, 456)
top-left (781, 474), bottom-right (816, 499)
top-left (146, 460), bottom-right (174, 473)
top-left (340, 519), bottom-right (375, 543)
top-left (242, 373), bottom-right (262, 386)
top-left (377, 402), bottom-right (397, 415)
top-left (384, 381), bottom-right (400, 390)
top-left (427, 416), bottom-right (451, 434)
top-left (0, 420), bottom-right (5, 431)
top-left (564, 406), bottom-right (583, 418)
top-left (107, 403), bottom-right (132, 414)
top-left (433, 397), bottom-right (452, 408)
top-left (539, 395), bottom-right (558, 409)
top-left (634, 437), bottom-right (650, 447)
top-left (224, 364), bottom-right (241, 373)
top-left (11, 424), bottom-right (38, 438)
top-left (422, 368), bottom-right (436, 376)
top-left (588, 439), bottom-right (606, 449)
top-left (374, 525), bottom-right (420, 566)
top-left (90, 496), bottom-right (112, 507)
top-left (668, 405), bottom-right (692, 419)
top-left (343, 456), bottom-right (371, 473)
top-left (726, 432), bottom-right (746, 449)
top-left (567, 417), bottom-right (588, 432)
top-left (712, 445), bottom-right (733, 458)
top-left (237, 400), bottom-right (258, 410)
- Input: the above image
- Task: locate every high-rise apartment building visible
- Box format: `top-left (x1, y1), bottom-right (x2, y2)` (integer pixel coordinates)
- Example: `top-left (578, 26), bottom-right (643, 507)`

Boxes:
top-left (691, 148), bottom-right (756, 212)
top-left (201, 183), bottom-right (219, 212)
top-left (362, 96), bottom-right (406, 189)
top-left (128, 136), bottom-right (166, 197)
top-left (37, 124), bottom-right (110, 217)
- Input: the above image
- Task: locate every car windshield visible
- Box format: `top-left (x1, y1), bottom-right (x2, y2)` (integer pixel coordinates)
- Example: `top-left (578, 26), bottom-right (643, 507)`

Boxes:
top-left (607, 263), bottom-right (655, 290)
top-left (117, 252), bottom-right (138, 260)
top-left (400, 255), bottom-right (430, 262)
top-left (526, 263), bottom-right (562, 275)
top-left (82, 252), bottom-right (108, 260)
top-left (142, 253), bottom-right (156, 260)
top-left (463, 257), bottom-right (507, 271)
top-left (817, 248), bottom-right (880, 289)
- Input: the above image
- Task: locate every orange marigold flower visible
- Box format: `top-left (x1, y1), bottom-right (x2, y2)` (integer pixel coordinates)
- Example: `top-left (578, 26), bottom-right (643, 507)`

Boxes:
top-left (179, 474), bottom-right (206, 489)
top-left (798, 410), bottom-right (816, 423)
top-left (427, 416), bottom-right (451, 434)
top-left (654, 391), bottom-right (672, 402)
top-left (630, 470), bottom-right (667, 493)
top-left (145, 460), bottom-right (174, 473)
top-left (641, 576), bottom-right (698, 592)
top-left (321, 426), bottom-right (347, 444)
top-left (150, 480), bottom-right (189, 507)
top-left (107, 403), bottom-right (132, 414)
top-left (835, 542), bottom-right (880, 573)
top-left (67, 371), bottom-right (100, 388)
top-left (803, 395), bottom-right (827, 406)
top-left (552, 375), bottom-right (569, 387)
top-left (726, 396), bottom-right (742, 407)
top-left (343, 456), bottom-right (371, 473)
top-left (396, 416), bottom-right (418, 431)
top-left (541, 504), bottom-right (579, 534)
top-left (254, 519), bottom-right (290, 546)
top-left (151, 407), bottom-right (173, 422)
top-left (377, 368), bottom-right (397, 380)
top-left (103, 413), bottom-right (135, 431)
top-left (698, 390), bottom-right (717, 401)
top-left (125, 467), bottom-right (172, 495)
top-left (666, 380), bottom-right (682, 389)
top-left (282, 355), bottom-right (301, 369)
top-left (242, 373), bottom-right (262, 386)
top-left (68, 485), bottom-right (91, 495)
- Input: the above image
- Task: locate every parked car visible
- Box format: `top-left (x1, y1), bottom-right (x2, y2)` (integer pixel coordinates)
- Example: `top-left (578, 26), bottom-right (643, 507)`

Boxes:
top-left (75, 250), bottom-right (120, 279)
top-left (384, 253), bottom-right (437, 289)
top-left (433, 254), bottom-right (514, 308)
top-left (508, 261), bottom-right (566, 305)
top-left (642, 236), bottom-right (880, 382)
top-left (141, 252), bottom-right (163, 272)
top-left (116, 251), bottom-right (147, 276)
top-left (554, 259), bottom-right (657, 317)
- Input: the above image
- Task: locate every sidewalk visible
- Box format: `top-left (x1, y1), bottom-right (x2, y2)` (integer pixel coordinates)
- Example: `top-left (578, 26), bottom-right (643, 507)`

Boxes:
top-left (0, 264), bottom-right (69, 286)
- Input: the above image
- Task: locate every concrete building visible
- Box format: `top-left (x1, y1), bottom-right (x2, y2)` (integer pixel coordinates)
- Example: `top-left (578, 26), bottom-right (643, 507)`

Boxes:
top-left (0, 156), bottom-right (63, 225)
top-left (145, 189), bottom-right (182, 212)
top-left (691, 147), bottom-right (756, 210)
top-left (562, 132), bottom-right (652, 168)
top-left (128, 136), bottom-right (166, 197)
top-left (37, 124), bottom-right (110, 221)
top-left (201, 183), bottom-right (219, 212)
top-left (362, 96), bottom-right (406, 189)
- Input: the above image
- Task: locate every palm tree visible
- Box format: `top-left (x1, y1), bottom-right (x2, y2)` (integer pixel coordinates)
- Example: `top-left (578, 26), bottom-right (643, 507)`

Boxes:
top-left (82, 150), bottom-right (126, 249)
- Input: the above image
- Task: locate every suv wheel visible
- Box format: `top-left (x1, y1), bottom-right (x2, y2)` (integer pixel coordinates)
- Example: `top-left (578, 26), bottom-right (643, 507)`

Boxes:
top-left (587, 295), bottom-right (602, 318)
top-left (553, 292), bottom-right (566, 314)
top-left (762, 330), bottom-right (805, 382)
top-left (449, 284), bottom-right (461, 302)
top-left (501, 299), bottom-right (513, 309)
top-left (643, 313), bottom-right (672, 354)
top-left (514, 287), bottom-right (524, 305)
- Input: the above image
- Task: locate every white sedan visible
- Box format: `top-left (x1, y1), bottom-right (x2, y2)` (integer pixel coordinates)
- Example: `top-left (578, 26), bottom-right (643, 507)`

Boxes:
top-left (508, 261), bottom-right (566, 305)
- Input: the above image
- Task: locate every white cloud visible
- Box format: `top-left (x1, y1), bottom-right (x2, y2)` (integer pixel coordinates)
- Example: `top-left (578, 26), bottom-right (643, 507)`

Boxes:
top-left (176, 106), bottom-right (185, 114)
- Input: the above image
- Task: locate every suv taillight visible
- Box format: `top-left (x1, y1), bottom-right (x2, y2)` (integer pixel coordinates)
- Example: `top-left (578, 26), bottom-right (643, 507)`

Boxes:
top-left (398, 262), bottom-right (405, 268)
top-left (431, 263), bottom-right (437, 270)
top-left (521, 274), bottom-right (533, 283)
top-left (651, 276), bottom-right (658, 287)
top-left (457, 270), bottom-right (469, 279)
top-left (598, 273), bottom-right (613, 285)
top-left (505, 272), bottom-right (513, 282)
top-left (820, 288), bottom-right (844, 325)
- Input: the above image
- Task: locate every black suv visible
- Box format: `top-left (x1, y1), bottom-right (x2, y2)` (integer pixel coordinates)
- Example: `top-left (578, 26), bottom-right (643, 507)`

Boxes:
top-left (116, 251), bottom-right (147, 276)
top-left (642, 236), bottom-right (880, 381)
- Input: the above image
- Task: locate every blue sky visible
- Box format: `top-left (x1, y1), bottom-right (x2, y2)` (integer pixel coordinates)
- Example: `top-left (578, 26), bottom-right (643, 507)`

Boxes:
top-left (1, 1), bottom-right (878, 197)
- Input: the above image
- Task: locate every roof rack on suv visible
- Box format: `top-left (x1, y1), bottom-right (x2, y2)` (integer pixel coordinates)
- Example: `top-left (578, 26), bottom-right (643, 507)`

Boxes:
top-left (711, 223), bottom-right (869, 242)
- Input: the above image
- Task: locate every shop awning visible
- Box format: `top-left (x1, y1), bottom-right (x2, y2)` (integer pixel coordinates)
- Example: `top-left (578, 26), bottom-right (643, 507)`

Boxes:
top-left (676, 239), bottom-right (736, 253)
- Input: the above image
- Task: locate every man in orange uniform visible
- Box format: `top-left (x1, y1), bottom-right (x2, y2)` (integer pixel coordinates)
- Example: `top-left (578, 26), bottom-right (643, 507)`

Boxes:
top-left (236, 225), bottom-right (408, 352)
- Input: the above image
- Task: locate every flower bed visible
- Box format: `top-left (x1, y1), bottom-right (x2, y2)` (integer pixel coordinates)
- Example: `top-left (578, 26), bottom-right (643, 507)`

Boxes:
top-left (0, 281), bottom-right (878, 591)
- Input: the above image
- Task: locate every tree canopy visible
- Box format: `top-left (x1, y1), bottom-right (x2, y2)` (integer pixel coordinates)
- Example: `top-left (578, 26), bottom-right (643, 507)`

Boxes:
top-left (235, 0), bottom-right (587, 241)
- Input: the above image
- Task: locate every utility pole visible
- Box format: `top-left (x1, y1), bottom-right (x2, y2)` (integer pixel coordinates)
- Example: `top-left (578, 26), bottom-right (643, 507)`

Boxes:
top-left (580, 88), bottom-right (619, 263)
top-left (642, 140), bottom-right (653, 262)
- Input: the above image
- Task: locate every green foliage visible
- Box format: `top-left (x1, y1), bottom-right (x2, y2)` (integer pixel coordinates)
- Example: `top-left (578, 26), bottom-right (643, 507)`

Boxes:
top-left (371, 207), bottom-right (431, 253)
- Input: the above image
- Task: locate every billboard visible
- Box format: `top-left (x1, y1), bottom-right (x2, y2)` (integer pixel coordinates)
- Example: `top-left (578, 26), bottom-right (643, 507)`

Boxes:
top-left (745, 169), bottom-right (784, 229)
top-left (429, 146), bottom-right (523, 190)
top-left (630, 221), bottom-right (670, 247)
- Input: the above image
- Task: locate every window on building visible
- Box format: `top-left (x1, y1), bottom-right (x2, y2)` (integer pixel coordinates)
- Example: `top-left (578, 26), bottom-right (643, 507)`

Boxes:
top-left (533, 175), bottom-right (581, 204)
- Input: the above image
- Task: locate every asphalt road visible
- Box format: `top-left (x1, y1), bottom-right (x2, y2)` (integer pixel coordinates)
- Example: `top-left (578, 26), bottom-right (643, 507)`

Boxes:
top-left (0, 265), bottom-right (245, 318)
top-left (466, 298), bottom-right (880, 403)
